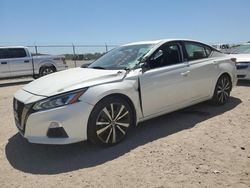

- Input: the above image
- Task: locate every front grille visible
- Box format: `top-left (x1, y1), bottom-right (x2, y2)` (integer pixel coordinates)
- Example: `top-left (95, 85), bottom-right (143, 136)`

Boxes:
top-left (13, 98), bottom-right (24, 131)
top-left (13, 98), bottom-right (33, 134)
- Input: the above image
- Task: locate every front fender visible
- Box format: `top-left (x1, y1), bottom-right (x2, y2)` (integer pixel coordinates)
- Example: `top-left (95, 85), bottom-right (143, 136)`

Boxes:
top-left (80, 79), bottom-right (143, 121)
top-left (34, 60), bottom-right (58, 74)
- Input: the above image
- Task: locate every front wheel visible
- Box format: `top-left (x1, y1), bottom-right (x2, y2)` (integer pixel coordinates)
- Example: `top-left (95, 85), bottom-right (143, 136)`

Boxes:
top-left (87, 96), bottom-right (133, 146)
top-left (211, 74), bottom-right (232, 105)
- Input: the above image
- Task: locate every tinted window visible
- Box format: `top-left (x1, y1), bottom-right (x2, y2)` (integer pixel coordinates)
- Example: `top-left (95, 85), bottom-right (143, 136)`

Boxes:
top-left (149, 43), bottom-right (182, 68)
top-left (0, 49), bottom-right (10, 59)
top-left (184, 42), bottom-right (208, 60)
top-left (8, 48), bottom-right (27, 58)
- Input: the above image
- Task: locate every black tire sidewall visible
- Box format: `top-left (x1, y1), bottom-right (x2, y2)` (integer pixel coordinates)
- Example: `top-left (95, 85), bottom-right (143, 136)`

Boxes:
top-left (39, 67), bottom-right (54, 77)
top-left (212, 75), bottom-right (232, 105)
top-left (87, 96), bottom-right (134, 146)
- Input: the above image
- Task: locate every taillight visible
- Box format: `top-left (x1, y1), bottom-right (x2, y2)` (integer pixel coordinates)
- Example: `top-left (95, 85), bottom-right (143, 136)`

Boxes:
top-left (231, 58), bottom-right (238, 65)
top-left (62, 58), bottom-right (67, 65)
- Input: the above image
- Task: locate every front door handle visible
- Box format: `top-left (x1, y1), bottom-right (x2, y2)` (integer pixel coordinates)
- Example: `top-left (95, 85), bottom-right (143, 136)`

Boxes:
top-left (181, 71), bottom-right (190, 76)
top-left (24, 60), bottom-right (30, 63)
top-left (1, 62), bottom-right (7, 65)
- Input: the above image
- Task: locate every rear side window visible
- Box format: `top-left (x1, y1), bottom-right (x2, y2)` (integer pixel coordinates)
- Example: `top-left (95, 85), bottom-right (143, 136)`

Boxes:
top-left (0, 49), bottom-right (11, 59)
top-left (184, 42), bottom-right (209, 61)
top-left (8, 48), bottom-right (27, 58)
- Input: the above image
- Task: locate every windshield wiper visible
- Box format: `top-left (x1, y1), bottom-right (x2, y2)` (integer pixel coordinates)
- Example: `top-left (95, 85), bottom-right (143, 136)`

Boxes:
top-left (91, 66), bottom-right (106, 70)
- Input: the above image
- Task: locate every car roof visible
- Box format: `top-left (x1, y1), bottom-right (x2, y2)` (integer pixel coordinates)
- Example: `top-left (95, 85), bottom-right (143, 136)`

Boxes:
top-left (123, 39), bottom-right (210, 46)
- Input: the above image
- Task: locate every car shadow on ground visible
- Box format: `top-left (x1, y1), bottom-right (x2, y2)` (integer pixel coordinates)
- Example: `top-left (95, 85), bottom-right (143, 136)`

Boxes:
top-left (5, 97), bottom-right (241, 175)
top-left (237, 80), bottom-right (250, 87)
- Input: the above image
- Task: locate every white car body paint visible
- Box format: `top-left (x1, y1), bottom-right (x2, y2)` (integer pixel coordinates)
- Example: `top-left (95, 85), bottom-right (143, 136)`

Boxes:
top-left (13, 39), bottom-right (237, 144)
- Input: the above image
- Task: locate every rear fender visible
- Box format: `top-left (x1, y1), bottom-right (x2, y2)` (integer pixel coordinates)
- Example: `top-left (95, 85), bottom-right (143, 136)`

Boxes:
top-left (34, 60), bottom-right (58, 74)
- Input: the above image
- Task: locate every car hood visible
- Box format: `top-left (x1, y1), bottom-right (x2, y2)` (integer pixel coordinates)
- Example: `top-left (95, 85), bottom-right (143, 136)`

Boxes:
top-left (230, 54), bottom-right (250, 62)
top-left (23, 68), bottom-right (126, 97)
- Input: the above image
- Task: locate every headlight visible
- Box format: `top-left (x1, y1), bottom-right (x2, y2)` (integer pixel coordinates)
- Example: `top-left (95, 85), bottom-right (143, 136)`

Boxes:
top-left (32, 88), bottom-right (88, 111)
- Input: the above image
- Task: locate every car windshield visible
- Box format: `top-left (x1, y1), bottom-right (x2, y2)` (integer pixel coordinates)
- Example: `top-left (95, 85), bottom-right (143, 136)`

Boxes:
top-left (231, 44), bottom-right (250, 54)
top-left (86, 44), bottom-right (154, 70)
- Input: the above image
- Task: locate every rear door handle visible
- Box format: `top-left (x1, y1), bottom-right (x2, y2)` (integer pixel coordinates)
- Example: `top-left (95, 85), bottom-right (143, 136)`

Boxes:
top-left (24, 60), bottom-right (30, 63)
top-left (181, 71), bottom-right (190, 76)
top-left (1, 62), bottom-right (7, 65)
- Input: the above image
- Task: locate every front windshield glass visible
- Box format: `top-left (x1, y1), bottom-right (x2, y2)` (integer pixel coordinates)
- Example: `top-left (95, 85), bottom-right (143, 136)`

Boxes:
top-left (231, 44), bottom-right (250, 54)
top-left (86, 44), bottom-right (154, 70)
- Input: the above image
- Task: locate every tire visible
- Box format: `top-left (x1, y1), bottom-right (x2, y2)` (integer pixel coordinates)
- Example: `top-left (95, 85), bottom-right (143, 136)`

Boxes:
top-left (39, 66), bottom-right (55, 77)
top-left (32, 74), bottom-right (39, 79)
top-left (87, 96), bottom-right (134, 146)
top-left (211, 74), bottom-right (232, 105)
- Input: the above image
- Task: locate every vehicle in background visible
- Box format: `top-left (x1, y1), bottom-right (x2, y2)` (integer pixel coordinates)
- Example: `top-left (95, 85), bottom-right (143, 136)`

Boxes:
top-left (211, 44), bottom-right (232, 54)
top-left (230, 43), bottom-right (250, 80)
top-left (13, 39), bottom-right (237, 146)
top-left (0, 46), bottom-right (68, 79)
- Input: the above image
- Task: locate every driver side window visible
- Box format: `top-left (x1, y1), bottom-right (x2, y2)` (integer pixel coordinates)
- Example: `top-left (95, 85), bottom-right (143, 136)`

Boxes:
top-left (149, 43), bottom-right (182, 69)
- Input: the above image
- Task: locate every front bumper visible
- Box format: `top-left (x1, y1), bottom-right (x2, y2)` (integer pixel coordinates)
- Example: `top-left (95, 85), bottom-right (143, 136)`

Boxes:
top-left (13, 90), bottom-right (94, 144)
top-left (236, 63), bottom-right (250, 80)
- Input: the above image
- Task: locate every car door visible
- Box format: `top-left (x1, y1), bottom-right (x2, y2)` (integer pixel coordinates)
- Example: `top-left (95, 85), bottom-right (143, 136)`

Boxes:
top-left (139, 42), bottom-right (191, 117)
top-left (182, 42), bottom-right (219, 99)
top-left (8, 48), bottom-right (33, 76)
top-left (0, 49), bottom-right (11, 78)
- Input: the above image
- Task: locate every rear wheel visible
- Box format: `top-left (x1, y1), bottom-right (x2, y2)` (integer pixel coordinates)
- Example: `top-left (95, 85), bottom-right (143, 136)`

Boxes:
top-left (32, 74), bottom-right (39, 79)
top-left (87, 96), bottom-right (133, 146)
top-left (39, 66), bottom-right (55, 77)
top-left (212, 74), bottom-right (232, 105)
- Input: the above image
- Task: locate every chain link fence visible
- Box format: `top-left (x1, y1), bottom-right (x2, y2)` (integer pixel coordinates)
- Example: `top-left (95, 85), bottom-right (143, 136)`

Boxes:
top-left (26, 44), bottom-right (118, 68)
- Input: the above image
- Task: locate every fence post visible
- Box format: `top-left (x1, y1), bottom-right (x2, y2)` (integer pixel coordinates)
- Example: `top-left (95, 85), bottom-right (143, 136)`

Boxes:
top-left (105, 43), bottom-right (108, 52)
top-left (72, 43), bottom-right (76, 67)
top-left (35, 45), bottom-right (38, 55)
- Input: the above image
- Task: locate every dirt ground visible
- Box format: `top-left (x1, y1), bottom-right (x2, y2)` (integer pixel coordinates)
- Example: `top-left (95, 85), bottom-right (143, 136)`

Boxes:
top-left (0, 80), bottom-right (249, 188)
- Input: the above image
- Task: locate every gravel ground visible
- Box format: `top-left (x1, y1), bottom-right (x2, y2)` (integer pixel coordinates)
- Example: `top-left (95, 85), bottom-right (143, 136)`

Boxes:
top-left (0, 81), bottom-right (249, 188)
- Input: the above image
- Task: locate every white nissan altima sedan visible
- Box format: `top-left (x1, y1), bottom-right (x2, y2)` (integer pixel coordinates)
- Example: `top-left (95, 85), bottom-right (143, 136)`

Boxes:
top-left (13, 39), bottom-right (237, 145)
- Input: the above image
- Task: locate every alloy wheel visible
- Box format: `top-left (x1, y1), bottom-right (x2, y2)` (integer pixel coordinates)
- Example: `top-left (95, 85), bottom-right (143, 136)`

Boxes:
top-left (42, 67), bottom-right (54, 76)
top-left (216, 76), bottom-right (231, 104)
top-left (96, 103), bottom-right (130, 144)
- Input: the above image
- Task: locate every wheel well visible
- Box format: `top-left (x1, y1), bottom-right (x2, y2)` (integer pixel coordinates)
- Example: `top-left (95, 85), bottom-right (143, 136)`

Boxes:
top-left (39, 64), bottom-right (57, 73)
top-left (219, 72), bottom-right (232, 85)
top-left (214, 72), bottom-right (233, 94)
top-left (98, 93), bottom-right (137, 127)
